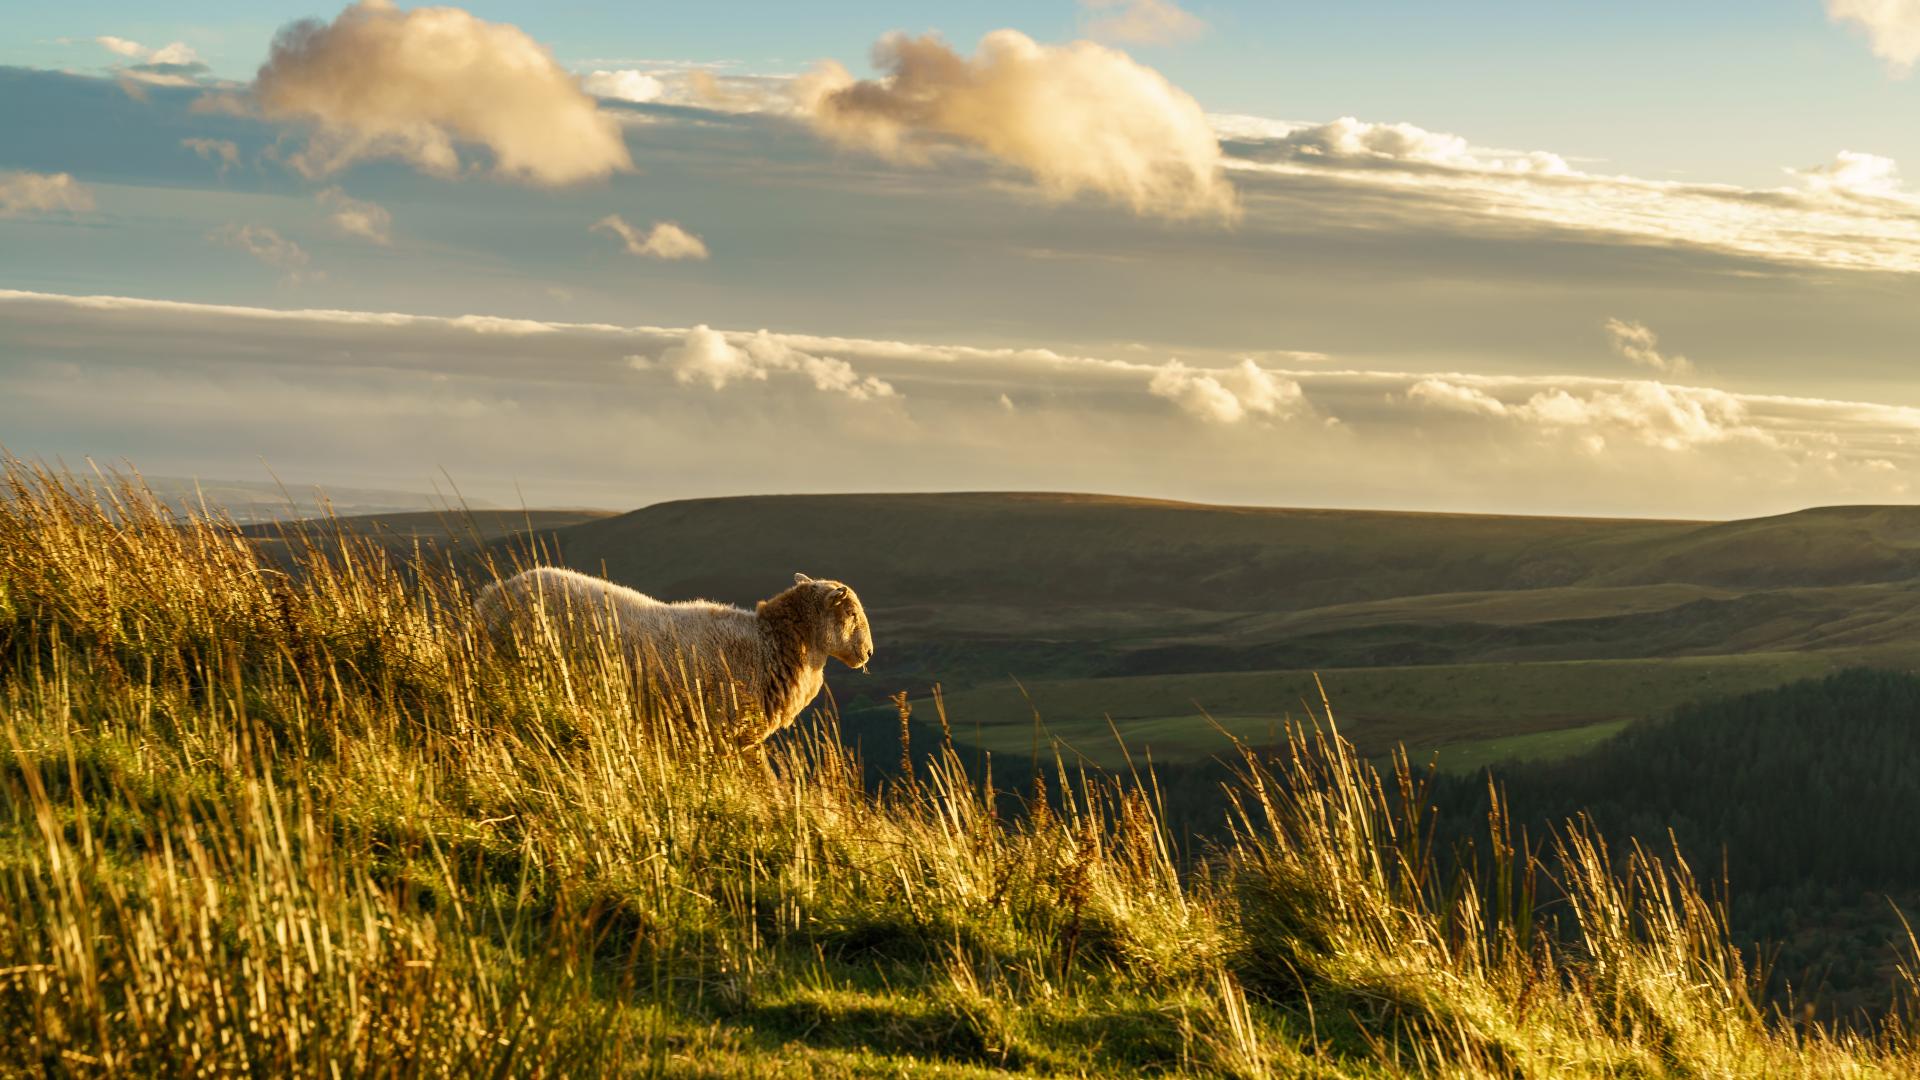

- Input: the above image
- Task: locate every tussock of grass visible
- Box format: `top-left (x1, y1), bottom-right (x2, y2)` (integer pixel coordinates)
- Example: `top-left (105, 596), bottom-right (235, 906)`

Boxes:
top-left (0, 460), bottom-right (1914, 1076)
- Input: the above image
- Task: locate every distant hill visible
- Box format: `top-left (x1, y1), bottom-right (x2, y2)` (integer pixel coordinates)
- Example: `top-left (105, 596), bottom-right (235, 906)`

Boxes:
top-left (242, 509), bottom-right (616, 568)
top-left (503, 493), bottom-right (1920, 766)
top-left (138, 476), bottom-right (503, 524)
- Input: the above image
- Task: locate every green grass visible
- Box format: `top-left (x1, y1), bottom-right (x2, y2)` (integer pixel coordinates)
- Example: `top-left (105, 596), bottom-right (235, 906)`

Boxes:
top-left (931, 649), bottom-right (1916, 768)
top-left (1422, 719), bottom-right (1633, 775)
top-left (4, 463), bottom-right (1920, 1076)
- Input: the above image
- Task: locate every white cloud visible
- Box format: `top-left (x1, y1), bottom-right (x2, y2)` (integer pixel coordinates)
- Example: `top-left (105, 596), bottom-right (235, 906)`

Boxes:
top-left (1219, 115), bottom-right (1571, 175)
top-left (8, 288), bottom-right (1920, 516)
top-left (1079, 0), bottom-right (1208, 44)
top-left (95, 36), bottom-right (148, 60)
top-left (646, 325), bottom-right (896, 400)
top-left (650, 324), bottom-right (766, 389)
top-left (206, 224), bottom-right (315, 283)
top-left (181, 138), bottom-right (242, 175)
top-left (1604, 318), bottom-right (1692, 376)
top-left (1828, 0), bottom-right (1920, 74)
top-left (94, 35), bottom-right (209, 85)
top-left (1400, 373), bottom-right (1765, 452)
top-left (1406, 378), bottom-right (1507, 417)
top-left (1149, 358), bottom-right (1306, 423)
top-left (248, 0), bottom-right (632, 186)
top-left (95, 35), bottom-right (200, 66)
top-left (582, 69), bottom-right (665, 103)
top-left (317, 187), bottom-right (393, 245)
top-left (0, 172), bottom-right (95, 218)
top-left (796, 30), bottom-right (1235, 219)
top-left (1794, 149), bottom-right (1905, 197)
top-left (1218, 116), bottom-right (1920, 275)
top-left (591, 215), bottom-right (710, 260)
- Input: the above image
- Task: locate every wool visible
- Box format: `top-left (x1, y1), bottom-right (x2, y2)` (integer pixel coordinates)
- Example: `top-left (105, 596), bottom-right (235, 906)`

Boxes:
top-left (476, 567), bottom-right (873, 748)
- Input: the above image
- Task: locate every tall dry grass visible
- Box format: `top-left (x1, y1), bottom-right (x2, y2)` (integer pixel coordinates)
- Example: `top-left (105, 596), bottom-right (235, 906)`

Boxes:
top-left (0, 459), bottom-right (1913, 1077)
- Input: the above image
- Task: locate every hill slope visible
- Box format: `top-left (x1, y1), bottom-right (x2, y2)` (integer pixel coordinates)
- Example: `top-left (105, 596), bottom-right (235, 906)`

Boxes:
top-left (5, 471), bottom-right (1916, 1075)
top-left (528, 493), bottom-right (1920, 764)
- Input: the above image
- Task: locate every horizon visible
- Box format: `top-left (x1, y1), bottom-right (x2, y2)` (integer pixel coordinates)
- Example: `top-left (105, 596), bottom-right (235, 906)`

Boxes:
top-left (8, 1), bottom-right (1920, 518)
top-left (118, 467), bottom-right (1887, 526)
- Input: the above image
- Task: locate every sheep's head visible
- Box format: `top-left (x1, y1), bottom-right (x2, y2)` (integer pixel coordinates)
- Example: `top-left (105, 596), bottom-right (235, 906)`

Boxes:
top-left (790, 572), bottom-right (873, 672)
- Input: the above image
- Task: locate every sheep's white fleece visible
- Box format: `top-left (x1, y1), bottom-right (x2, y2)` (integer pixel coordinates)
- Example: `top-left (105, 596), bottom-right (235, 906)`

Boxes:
top-left (475, 566), bottom-right (827, 747)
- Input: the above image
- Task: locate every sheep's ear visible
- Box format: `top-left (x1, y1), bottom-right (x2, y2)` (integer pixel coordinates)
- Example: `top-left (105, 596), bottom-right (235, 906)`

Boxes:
top-left (794, 572), bottom-right (814, 584)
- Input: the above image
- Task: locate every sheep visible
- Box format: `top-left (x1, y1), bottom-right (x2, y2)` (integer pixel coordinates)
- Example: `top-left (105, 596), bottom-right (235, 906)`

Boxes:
top-left (475, 567), bottom-right (873, 751)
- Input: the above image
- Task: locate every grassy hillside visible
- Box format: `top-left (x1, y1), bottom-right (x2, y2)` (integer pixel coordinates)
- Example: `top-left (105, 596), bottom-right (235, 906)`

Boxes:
top-left (4, 464), bottom-right (1916, 1076)
top-left (533, 493), bottom-right (1920, 767)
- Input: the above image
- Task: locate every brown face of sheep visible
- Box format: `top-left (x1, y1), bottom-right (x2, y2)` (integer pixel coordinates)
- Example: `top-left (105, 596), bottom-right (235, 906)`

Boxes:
top-left (797, 574), bottom-right (873, 672)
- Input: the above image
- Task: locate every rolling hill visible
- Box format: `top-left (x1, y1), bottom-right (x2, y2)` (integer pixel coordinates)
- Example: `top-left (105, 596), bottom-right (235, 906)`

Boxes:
top-left (505, 493), bottom-right (1920, 767)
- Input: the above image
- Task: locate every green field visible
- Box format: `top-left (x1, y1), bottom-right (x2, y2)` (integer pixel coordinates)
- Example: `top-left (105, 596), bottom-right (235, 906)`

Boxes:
top-left (924, 647), bottom-right (1919, 768)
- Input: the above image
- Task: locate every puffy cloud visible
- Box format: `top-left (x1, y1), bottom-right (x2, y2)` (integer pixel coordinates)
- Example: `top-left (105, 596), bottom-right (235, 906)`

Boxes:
top-left (206, 224), bottom-right (315, 283)
top-left (1149, 358), bottom-right (1306, 423)
top-left (798, 30), bottom-right (1235, 219)
top-left (96, 37), bottom-right (200, 66)
top-left (95, 36), bottom-right (148, 60)
top-left (1794, 149), bottom-right (1904, 197)
top-left (1401, 374), bottom-right (1762, 452)
top-left (1604, 318), bottom-right (1692, 376)
top-left (646, 326), bottom-right (897, 400)
top-left (0, 171), bottom-right (95, 218)
top-left (1079, 0), bottom-right (1208, 44)
top-left (591, 215), bottom-right (710, 260)
top-left (181, 137), bottom-right (242, 175)
top-left (249, 0), bottom-right (632, 186)
top-left (95, 35), bottom-right (210, 86)
top-left (1406, 378), bottom-right (1507, 417)
top-left (1221, 115), bottom-right (1571, 175)
top-left (317, 186), bottom-right (393, 245)
top-left (1828, 0), bottom-right (1920, 74)
top-left (1512, 382), bottom-right (1756, 451)
top-left (582, 69), bottom-right (665, 103)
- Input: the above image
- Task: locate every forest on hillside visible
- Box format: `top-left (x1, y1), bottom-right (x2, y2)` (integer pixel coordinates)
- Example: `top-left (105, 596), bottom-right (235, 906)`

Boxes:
top-left (848, 669), bottom-right (1920, 1023)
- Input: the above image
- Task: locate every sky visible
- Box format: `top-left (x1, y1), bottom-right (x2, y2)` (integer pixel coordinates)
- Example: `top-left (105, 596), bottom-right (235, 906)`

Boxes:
top-left (6, 0), bottom-right (1920, 518)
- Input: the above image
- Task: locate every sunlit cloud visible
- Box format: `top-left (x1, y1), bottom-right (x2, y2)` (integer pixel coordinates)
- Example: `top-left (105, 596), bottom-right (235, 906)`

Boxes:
top-left (94, 35), bottom-right (211, 86)
top-left (1148, 359), bottom-right (1308, 424)
top-left (1604, 319), bottom-right (1692, 376)
top-left (1219, 116), bottom-right (1920, 275)
top-left (582, 69), bottom-right (665, 103)
top-left (640, 325), bottom-right (897, 400)
top-left (4, 289), bottom-right (1917, 516)
top-left (245, 0), bottom-right (632, 185)
top-left (797, 30), bottom-right (1236, 219)
top-left (317, 186), bottom-right (393, 245)
top-left (1079, 0), bottom-right (1208, 44)
top-left (1793, 149), bottom-right (1905, 197)
top-left (180, 137), bottom-right (242, 176)
top-left (1827, 0), bottom-right (1920, 75)
top-left (205, 224), bottom-right (317, 283)
top-left (592, 215), bottom-right (710, 260)
top-left (0, 172), bottom-right (95, 218)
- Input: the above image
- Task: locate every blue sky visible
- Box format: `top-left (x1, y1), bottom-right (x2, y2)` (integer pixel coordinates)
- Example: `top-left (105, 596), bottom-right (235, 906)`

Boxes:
top-left (14, 1), bottom-right (1920, 184)
top-left (6, 0), bottom-right (1920, 516)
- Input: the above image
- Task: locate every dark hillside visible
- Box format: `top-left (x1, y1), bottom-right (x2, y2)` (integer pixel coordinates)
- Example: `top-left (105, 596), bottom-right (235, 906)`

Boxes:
top-left (1435, 669), bottom-right (1920, 1018)
top-left (545, 492), bottom-right (1698, 612)
top-left (517, 494), bottom-right (1920, 766)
